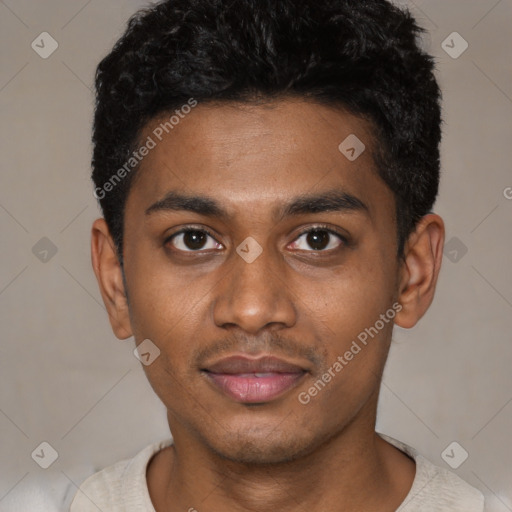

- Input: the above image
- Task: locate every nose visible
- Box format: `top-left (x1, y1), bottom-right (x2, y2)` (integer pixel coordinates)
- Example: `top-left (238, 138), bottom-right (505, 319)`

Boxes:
top-left (212, 241), bottom-right (297, 335)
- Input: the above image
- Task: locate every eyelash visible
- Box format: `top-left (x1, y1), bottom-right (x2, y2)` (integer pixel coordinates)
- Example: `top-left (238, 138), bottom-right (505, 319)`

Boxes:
top-left (165, 224), bottom-right (348, 253)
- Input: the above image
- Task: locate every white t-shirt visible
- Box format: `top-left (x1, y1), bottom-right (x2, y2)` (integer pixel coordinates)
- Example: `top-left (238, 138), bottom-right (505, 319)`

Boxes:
top-left (69, 434), bottom-right (485, 511)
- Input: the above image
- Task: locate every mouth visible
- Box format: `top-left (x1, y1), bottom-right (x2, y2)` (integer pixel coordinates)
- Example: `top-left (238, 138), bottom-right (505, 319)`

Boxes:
top-left (201, 355), bottom-right (308, 404)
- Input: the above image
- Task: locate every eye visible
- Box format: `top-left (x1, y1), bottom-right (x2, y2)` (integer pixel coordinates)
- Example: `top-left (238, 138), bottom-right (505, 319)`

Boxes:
top-left (289, 226), bottom-right (347, 252)
top-left (166, 228), bottom-right (223, 252)
top-left (165, 225), bottom-right (347, 254)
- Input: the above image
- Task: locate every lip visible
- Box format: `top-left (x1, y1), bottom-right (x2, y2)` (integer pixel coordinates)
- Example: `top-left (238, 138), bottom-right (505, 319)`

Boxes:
top-left (202, 355), bottom-right (307, 403)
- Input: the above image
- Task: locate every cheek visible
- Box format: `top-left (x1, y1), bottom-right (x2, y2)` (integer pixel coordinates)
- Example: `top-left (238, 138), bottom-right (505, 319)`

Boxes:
top-left (294, 253), bottom-right (396, 404)
top-left (125, 255), bottom-right (213, 381)
top-left (124, 242), bottom-right (203, 339)
top-left (301, 256), bottom-right (395, 345)
top-left (300, 299), bottom-right (393, 426)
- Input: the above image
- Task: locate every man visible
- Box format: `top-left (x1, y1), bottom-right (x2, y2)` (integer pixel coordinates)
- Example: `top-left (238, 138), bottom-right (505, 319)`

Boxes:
top-left (71, 0), bottom-right (485, 510)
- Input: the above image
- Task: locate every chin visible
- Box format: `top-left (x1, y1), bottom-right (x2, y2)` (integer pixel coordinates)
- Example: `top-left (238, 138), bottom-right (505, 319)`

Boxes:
top-left (206, 424), bottom-right (320, 465)
top-left (216, 440), bottom-right (308, 465)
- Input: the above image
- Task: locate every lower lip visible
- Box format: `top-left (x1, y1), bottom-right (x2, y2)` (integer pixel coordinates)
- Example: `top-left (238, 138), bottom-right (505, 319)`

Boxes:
top-left (204, 372), bottom-right (305, 403)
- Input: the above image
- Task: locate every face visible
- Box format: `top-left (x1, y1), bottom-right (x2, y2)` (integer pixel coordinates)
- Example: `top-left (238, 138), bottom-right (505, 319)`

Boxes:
top-left (115, 99), bottom-right (404, 463)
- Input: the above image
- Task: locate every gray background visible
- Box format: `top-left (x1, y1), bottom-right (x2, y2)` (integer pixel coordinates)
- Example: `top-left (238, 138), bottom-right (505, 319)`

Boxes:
top-left (0, 0), bottom-right (511, 510)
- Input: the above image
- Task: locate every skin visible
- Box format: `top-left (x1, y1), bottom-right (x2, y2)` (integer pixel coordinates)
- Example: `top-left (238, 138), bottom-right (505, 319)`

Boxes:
top-left (91, 98), bottom-right (445, 512)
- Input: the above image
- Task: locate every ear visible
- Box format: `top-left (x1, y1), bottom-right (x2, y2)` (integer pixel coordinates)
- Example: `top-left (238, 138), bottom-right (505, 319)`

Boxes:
top-left (91, 218), bottom-right (133, 340)
top-left (394, 213), bottom-right (445, 329)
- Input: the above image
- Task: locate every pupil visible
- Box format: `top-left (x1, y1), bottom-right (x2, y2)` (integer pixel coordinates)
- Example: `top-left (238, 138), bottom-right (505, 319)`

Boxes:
top-left (307, 230), bottom-right (329, 250)
top-left (184, 230), bottom-right (206, 250)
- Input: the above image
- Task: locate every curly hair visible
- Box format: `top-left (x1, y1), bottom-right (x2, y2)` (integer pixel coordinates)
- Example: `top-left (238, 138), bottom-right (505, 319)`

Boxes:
top-left (92, 0), bottom-right (442, 263)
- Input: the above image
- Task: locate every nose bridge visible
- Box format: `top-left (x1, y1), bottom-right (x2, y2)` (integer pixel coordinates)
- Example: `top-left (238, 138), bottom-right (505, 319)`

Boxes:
top-left (234, 239), bottom-right (277, 291)
top-left (212, 238), bottom-right (296, 333)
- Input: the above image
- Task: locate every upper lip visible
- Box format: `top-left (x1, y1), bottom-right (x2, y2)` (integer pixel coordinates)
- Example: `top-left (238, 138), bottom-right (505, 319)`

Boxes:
top-left (202, 355), bottom-right (307, 374)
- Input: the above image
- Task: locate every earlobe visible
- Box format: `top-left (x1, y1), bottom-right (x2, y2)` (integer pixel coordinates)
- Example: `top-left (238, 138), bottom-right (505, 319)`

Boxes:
top-left (91, 218), bottom-right (133, 340)
top-left (394, 214), bottom-right (445, 329)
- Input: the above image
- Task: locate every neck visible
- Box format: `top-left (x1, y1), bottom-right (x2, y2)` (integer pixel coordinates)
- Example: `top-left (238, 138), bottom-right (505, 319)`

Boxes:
top-left (147, 395), bottom-right (415, 512)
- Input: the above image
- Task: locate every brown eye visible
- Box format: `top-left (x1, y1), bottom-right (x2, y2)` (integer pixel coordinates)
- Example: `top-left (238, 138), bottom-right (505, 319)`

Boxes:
top-left (290, 228), bottom-right (346, 252)
top-left (306, 230), bottom-right (330, 250)
top-left (168, 229), bottom-right (222, 252)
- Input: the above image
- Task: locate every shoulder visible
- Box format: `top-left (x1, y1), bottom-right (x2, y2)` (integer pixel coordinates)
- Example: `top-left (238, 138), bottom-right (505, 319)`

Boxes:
top-left (402, 455), bottom-right (485, 511)
top-left (69, 439), bottom-right (173, 512)
top-left (379, 433), bottom-right (485, 512)
top-left (69, 458), bottom-right (129, 512)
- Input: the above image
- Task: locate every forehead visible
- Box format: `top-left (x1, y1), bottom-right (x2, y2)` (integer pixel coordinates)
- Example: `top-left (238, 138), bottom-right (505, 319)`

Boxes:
top-left (127, 98), bottom-right (394, 223)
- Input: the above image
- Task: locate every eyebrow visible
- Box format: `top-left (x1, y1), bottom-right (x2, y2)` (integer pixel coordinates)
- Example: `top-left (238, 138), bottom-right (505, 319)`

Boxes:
top-left (145, 188), bottom-right (370, 221)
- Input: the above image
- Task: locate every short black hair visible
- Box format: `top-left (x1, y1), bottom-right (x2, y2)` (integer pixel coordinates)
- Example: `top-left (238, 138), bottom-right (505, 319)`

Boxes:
top-left (92, 0), bottom-right (442, 263)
